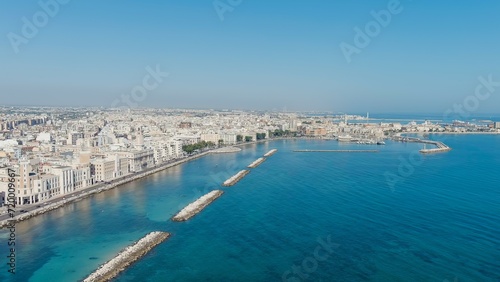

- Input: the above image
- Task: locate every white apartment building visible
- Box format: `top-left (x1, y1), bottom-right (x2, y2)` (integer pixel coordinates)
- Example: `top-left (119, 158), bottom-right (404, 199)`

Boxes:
top-left (200, 134), bottom-right (220, 144)
top-left (219, 133), bottom-right (237, 145)
top-left (91, 158), bottom-right (115, 182)
top-left (51, 166), bottom-right (75, 195)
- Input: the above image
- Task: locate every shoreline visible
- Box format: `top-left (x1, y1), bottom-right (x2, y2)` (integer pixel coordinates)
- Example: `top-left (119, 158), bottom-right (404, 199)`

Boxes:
top-left (82, 231), bottom-right (170, 282)
top-left (0, 152), bottom-right (210, 228)
top-left (4, 133), bottom-right (487, 228)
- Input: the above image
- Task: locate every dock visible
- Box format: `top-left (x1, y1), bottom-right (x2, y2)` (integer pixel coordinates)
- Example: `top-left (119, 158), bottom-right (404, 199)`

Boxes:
top-left (248, 157), bottom-right (266, 168)
top-left (223, 170), bottom-right (250, 187)
top-left (293, 150), bottom-right (379, 153)
top-left (83, 231), bottom-right (170, 282)
top-left (264, 149), bottom-right (278, 157)
top-left (172, 190), bottom-right (224, 222)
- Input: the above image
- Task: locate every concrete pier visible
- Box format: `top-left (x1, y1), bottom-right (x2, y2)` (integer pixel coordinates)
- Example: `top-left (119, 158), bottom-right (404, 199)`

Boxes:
top-left (419, 140), bottom-right (451, 153)
top-left (248, 157), bottom-right (266, 168)
top-left (172, 190), bottom-right (224, 222)
top-left (83, 231), bottom-right (170, 282)
top-left (223, 170), bottom-right (250, 187)
top-left (393, 136), bottom-right (451, 154)
top-left (264, 149), bottom-right (278, 157)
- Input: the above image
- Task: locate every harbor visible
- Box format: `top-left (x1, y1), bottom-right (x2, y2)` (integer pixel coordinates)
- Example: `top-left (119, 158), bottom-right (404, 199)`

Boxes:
top-left (172, 190), bottom-right (224, 222)
top-left (83, 231), bottom-right (170, 282)
top-left (264, 149), bottom-right (278, 157)
top-left (248, 157), bottom-right (266, 168)
top-left (223, 170), bottom-right (250, 187)
top-left (293, 150), bottom-right (379, 153)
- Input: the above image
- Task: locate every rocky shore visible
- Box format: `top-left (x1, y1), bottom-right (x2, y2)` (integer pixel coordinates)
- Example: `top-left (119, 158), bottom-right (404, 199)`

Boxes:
top-left (172, 190), bottom-right (224, 222)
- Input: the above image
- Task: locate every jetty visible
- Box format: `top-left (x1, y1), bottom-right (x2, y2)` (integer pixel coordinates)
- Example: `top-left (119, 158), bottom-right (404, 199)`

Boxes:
top-left (248, 157), bottom-right (266, 168)
top-left (264, 149), bottom-right (278, 157)
top-left (172, 190), bottom-right (224, 222)
top-left (293, 150), bottom-right (379, 153)
top-left (83, 231), bottom-right (170, 282)
top-left (419, 140), bottom-right (451, 154)
top-left (223, 170), bottom-right (250, 187)
top-left (393, 136), bottom-right (451, 154)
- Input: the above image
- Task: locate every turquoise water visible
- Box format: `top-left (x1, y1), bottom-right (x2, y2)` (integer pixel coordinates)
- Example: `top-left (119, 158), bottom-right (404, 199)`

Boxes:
top-left (1, 136), bottom-right (499, 281)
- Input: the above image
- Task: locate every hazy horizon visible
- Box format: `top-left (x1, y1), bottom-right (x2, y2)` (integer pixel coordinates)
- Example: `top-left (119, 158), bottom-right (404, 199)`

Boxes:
top-left (2, 1), bottom-right (500, 113)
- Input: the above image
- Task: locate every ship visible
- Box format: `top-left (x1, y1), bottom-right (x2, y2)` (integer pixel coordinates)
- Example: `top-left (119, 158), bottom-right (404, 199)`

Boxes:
top-left (337, 135), bottom-right (352, 142)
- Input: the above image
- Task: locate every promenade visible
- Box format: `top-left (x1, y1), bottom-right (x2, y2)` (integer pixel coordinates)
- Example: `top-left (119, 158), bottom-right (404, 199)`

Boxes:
top-left (0, 151), bottom-right (211, 228)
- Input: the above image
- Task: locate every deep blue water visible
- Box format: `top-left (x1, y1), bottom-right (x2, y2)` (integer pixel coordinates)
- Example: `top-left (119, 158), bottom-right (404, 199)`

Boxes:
top-left (1, 136), bottom-right (499, 281)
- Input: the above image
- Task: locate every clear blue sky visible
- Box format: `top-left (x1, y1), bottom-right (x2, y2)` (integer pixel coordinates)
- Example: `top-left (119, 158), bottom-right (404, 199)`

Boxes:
top-left (1, 0), bottom-right (500, 113)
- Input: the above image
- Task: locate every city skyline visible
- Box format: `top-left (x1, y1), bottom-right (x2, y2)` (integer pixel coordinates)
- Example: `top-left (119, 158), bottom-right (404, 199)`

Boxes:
top-left (2, 1), bottom-right (500, 113)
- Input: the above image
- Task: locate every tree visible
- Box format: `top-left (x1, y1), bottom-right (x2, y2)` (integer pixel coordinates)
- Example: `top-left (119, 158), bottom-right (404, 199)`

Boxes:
top-left (236, 135), bottom-right (243, 142)
top-left (218, 139), bottom-right (224, 147)
top-left (256, 133), bottom-right (266, 140)
top-left (245, 136), bottom-right (253, 142)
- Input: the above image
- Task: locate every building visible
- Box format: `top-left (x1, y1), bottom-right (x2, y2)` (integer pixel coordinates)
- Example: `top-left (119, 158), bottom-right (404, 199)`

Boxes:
top-left (51, 166), bottom-right (75, 195)
top-left (113, 149), bottom-right (155, 173)
top-left (200, 134), bottom-right (220, 144)
top-left (179, 122), bottom-right (192, 128)
top-left (69, 132), bottom-right (85, 145)
top-left (495, 122), bottom-right (500, 129)
top-left (91, 158), bottom-right (115, 182)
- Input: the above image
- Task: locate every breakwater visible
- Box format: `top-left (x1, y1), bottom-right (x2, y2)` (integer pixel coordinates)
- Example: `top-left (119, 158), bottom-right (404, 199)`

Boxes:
top-left (248, 157), bottom-right (266, 168)
top-left (293, 150), bottom-right (379, 153)
top-left (82, 231), bottom-right (170, 282)
top-left (419, 140), bottom-right (451, 153)
top-left (223, 170), bottom-right (250, 187)
top-left (264, 149), bottom-right (278, 157)
top-left (393, 136), bottom-right (451, 154)
top-left (172, 190), bottom-right (224, 222)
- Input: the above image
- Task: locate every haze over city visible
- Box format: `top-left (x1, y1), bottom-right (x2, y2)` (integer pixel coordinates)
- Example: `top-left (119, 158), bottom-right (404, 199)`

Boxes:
top-left (2, 0), bottom-right (500, 113)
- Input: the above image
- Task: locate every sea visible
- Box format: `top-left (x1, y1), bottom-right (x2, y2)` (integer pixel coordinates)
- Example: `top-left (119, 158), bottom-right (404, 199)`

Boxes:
top-left (0, 134), bottom-right (499, 281)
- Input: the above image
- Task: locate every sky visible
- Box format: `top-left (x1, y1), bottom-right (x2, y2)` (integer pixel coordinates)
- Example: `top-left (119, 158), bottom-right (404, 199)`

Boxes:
top-left (1, 0), bottom-right (500, 113)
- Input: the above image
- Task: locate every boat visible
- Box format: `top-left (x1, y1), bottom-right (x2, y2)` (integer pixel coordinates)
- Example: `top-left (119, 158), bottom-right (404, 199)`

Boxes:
top-left (377, 141), bottom-right (386, 145)
top-left (337, 135), bottom-right (352, 142)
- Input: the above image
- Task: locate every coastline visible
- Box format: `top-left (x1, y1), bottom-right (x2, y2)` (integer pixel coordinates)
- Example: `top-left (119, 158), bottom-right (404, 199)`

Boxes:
top-left (3, 132), bottom-right (480, 228)
top-left (0, 151), bottom-right (211, 228)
